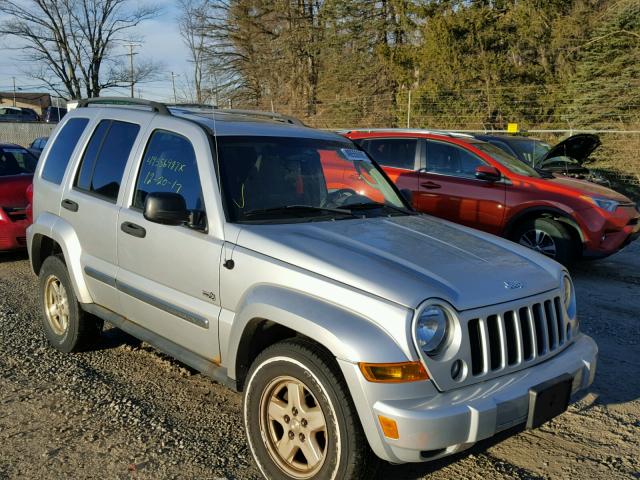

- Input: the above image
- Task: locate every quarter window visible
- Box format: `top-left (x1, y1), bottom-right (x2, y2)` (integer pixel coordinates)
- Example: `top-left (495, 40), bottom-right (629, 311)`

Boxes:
top-left (133, 130), bottom-right (204, 216)
top-left (41, 118), bottom-right (89, 184)
top-left (426, 141), bottom-right (486, 179)
top-left (75, 120), bottom-right (140, 201)
top-left (362, 138), bottom-right (418, 170)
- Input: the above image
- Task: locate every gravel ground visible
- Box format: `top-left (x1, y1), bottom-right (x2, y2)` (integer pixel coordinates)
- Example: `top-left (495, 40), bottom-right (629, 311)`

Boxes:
top-left (0, 243), bottom-right (639, 480)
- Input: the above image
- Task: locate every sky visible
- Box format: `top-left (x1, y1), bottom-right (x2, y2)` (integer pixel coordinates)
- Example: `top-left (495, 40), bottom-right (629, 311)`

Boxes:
top-left (0, 0), bottom-right (192, 102)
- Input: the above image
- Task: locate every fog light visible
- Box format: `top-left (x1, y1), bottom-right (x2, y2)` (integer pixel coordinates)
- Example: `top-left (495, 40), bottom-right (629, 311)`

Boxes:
top-left (378, 415), bottom-right (399, 439)
top-left (451, 359), bottom-right (465, 381)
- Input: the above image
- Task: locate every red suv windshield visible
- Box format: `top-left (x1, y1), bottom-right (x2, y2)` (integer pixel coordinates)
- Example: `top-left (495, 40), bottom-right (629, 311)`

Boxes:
top-left (473, 142), bottom-right (541, 178)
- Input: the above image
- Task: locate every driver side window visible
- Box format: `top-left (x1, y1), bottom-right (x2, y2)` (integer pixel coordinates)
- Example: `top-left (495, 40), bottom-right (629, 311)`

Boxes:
top-left (426, 140), bottom-right (486, 179)
top-left (133, 130), bottom-right (205, 215)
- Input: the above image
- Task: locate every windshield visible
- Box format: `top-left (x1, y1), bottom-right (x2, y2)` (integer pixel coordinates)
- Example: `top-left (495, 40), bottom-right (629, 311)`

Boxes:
top-left (0, 147), bottom-right (37, 176)
top-left (216, 136), bottom-right (410, 223)
top-left (510, 139), bottom-right (551, 166)
top-left (473, 142), bottom-right (541, 178)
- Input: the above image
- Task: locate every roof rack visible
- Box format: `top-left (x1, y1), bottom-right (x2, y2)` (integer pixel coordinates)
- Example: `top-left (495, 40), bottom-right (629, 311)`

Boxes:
top-left (338, 128), bottom-right (474, 138)
top-left (75, 97), bottom-right (305, 127)
top-left (213, 108), bottom-right (304, 126)
top-left (77, 97), bottom-right (171, 115)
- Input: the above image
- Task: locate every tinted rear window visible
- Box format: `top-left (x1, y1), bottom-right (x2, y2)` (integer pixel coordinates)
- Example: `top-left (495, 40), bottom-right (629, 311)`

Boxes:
top-left (42, 118), bottom-right (90, 184)
top-left (0, 147), bottom-right (38, 176)
top-left (75, 120), bottom-right (140, 201)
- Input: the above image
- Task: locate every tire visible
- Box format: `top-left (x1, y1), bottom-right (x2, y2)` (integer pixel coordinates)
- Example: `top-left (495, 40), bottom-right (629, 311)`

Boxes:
top-left (243, 338), bottom-right (378, 480)
top-left (38, 255), bottom-right (103, 353)
top-left (511, 217), bottom-right (577, 266)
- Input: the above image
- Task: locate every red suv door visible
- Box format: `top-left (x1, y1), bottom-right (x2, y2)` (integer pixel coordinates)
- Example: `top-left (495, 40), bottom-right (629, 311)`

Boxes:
top-left (421, 139), bottom-right (506, 235)
top-left (357, 137), bottom-right (422, 207)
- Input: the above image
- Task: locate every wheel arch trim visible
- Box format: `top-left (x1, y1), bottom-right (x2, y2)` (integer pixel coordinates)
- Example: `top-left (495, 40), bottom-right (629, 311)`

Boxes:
top-left (225, 284), bottom-right (411, 382)
top-left (504, 206), bottom-right (586, 243)
top-left (27, 213), bottom-right (93, 304)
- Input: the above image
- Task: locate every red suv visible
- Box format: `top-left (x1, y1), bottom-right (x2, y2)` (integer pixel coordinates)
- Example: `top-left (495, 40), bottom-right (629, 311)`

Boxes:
top-left (343, 130), bottom-right (640, 265)
top-left (0, 143), bottom-right (37, 251)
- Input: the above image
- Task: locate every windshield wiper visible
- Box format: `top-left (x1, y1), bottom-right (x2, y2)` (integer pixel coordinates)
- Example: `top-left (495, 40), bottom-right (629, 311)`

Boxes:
top-left (243, 205), bottom-right (357, 219)
top-left (345, 202), bottom-right (413, 215)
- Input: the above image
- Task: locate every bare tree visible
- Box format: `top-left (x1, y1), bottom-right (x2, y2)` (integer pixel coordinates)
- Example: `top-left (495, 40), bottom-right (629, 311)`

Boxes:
top-left (0, 0), bottom-right (161, 99)
top-left (178, 0), bottom-right (208, 104)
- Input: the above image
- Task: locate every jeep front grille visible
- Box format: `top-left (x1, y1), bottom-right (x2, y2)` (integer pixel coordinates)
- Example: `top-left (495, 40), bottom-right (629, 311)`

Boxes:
top-left (467, 296), bottom-right (568, 376)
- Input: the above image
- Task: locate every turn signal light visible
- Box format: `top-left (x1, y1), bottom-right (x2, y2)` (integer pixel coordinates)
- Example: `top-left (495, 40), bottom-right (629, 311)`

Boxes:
top-left (378, 415), bottom-right (400, 439)
top-left (359, 361), bottom-right (429, 383)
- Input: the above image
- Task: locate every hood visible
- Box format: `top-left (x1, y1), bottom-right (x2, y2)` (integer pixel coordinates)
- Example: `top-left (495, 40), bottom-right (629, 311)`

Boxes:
top-left (539, 134), bottom-right (600, 167)
top-left (0, 174), bottom-right (32, 208)
top-left (237, 215), bottom-right (561, 310)
top-left (547, 175), bottom-right (631, 202)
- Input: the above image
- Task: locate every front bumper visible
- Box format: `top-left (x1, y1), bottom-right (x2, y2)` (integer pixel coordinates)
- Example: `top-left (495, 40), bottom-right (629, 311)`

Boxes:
top-left (579, 206), bottom-right (640, 258)
top-left (0, 218), bottom-right (29, 250)
top-left (340, 334), bottom-right (597, 464)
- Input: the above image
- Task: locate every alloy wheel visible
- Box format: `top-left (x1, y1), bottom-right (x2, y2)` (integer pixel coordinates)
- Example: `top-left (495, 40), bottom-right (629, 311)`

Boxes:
top-left (259, 375), bottom-right (328, 479)
top-left (519, 229), bottom-right (557, 258)
top-left (44, 275), bottom-right (70, 335)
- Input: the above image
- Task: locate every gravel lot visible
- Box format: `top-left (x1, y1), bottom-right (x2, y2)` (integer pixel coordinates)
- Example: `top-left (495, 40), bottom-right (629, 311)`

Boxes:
top-left (1, 243), bottom-right (639, 480)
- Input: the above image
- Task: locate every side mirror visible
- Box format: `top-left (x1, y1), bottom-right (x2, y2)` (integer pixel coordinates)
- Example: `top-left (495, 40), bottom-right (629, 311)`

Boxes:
top-left (475, 165), bottom-right (501, 182)
top-left (144, 192), bottom-right (188, 226)
top-left (400, 188), bottom-right (413, 205)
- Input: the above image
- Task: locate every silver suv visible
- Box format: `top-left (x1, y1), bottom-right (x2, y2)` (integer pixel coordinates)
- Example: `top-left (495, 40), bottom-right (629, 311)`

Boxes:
top-left (28, 98), bottom-right (598, 479)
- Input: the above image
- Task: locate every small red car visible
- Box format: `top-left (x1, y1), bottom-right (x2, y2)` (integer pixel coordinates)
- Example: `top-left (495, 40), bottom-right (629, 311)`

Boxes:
top-left (343, 129), bottom-right (640, 265)
top-left (0, 143), bottom-right (37, 251)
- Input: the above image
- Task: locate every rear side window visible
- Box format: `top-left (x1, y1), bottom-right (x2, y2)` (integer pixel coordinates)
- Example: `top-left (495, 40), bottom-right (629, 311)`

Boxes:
top-left (41, 118), bottom-right (89, 184)
top-left (133, 130), bottom-right (204, 213)
top-left (75, 120), bottom-right (140, 201)
top-left (0, 148), bottom-right (38, 176)
top-left (362, 138), bottom-right (417, 170)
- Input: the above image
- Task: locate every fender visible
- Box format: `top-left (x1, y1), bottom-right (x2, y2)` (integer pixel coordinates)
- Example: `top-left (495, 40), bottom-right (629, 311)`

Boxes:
top-left (504, 204), bottom-right (586, 242)
top-left (27, 212), bottom-right (93, 304)
top-left (224, 284), bottom-right (413, 380)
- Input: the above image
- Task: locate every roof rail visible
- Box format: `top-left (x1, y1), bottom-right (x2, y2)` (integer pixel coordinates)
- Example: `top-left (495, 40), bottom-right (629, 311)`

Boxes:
top-left (75, 98), bottom-right (304, 126)
top-left (216, 109), bottom-right (305, 126)
top-left (338, 128), bottom-right (474, 138)
top-left (77, 97), bottom-right (171, 115)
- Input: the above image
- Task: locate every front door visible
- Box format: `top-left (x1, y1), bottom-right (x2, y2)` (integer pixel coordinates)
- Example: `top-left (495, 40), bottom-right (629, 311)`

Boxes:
top-left (116, 120), bottom-right (223, 360)
top-left (358, 137), bottom-right (423, 208)
top-left (420, 140), bottom-right (506, 235)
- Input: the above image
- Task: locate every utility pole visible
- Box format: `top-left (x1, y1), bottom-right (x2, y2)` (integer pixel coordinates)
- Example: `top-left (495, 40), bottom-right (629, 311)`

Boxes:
top-left (406, 90), bottom-right (412, 129)
top-left (12, 77), bottom-right (16, 107)
top-left (124, 43), bottom-right (140, 98)
top-left (171, 72), bottom-right (179, 103)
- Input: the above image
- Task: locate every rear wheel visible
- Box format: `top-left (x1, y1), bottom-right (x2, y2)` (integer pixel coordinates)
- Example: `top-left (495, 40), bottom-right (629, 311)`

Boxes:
top-left (243, 339), bottom-right (377, 480)
top-left (512, 217), bottom-right (577, 265)
top-left (39, 255), bottom-right (103, 352)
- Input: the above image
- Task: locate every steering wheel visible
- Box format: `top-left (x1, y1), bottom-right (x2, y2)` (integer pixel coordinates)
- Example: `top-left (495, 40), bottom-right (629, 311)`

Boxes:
top-left (324, 188), bottom-right (357, 207)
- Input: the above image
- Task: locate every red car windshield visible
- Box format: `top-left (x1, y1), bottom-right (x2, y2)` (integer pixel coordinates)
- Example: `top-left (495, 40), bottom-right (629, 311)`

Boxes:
top-left (0, 147), bottom-right (37, 176)
top-left (473, 142), bottom-right (541, 178)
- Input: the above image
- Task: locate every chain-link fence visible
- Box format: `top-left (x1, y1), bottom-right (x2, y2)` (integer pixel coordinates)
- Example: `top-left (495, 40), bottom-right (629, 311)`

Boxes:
top-left (0, 122), bottom-right (56, 147)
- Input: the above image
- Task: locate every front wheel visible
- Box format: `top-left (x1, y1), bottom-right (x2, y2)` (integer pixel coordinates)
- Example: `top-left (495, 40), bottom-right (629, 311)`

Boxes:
top-left (243, 339), bottom-right (377, 480)
top-left (512, 217), bottom-right (577, 266)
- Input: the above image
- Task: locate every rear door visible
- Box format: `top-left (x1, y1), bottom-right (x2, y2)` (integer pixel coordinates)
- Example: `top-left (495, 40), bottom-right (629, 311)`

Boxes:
top-left (116, 119), bottom-right (222, 360)
top-left (358, 137), bottom-right (422, 207)
top-left (59, 112), bottom-right (148, 312)
top-left (421, 140), bottom-right (506, 234)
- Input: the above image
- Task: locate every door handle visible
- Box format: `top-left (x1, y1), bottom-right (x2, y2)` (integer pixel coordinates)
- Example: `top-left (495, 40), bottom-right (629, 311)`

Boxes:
top-left (121, 221), bottom-right (146, 238)
top-left (421, 181), bottom-right (442, 189)
top-left (61, 199), bottom-right (79, 212)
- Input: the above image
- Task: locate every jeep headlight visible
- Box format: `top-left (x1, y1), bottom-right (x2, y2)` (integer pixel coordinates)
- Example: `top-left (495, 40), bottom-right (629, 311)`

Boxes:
top-left (562, 274), bottom-right (577, 320)
top-left (416, 305), bottom-right (449, 356)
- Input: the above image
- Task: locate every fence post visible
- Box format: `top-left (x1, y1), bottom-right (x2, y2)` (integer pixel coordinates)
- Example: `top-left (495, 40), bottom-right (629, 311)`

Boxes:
top-left (407, 90), bottom-right (412, 129)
